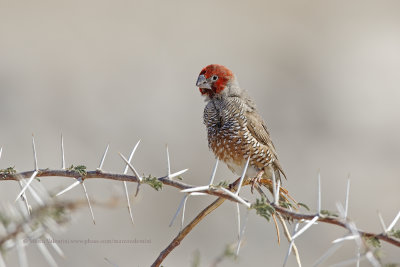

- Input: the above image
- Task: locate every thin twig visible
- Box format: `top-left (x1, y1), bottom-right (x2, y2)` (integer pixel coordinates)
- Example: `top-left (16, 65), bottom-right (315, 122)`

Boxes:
top-left (271, 213), bottom-right (280, 244)
top-left (152, 197), bottom-right (226, 267)
top-left (151, 178), bottom-right (244, 267)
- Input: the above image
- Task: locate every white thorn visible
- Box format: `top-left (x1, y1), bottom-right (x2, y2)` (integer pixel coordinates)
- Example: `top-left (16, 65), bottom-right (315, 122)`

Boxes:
top-left (32, 134), bottom-right (38, 170)
top-left (81, 182), bottom-right (96, 224)
top-left (283, 244), bottom-right (294, 266)
top-left (122, 142), bottom-right (140, 218)
top-left (365, 251), bottom-right (380, 267)
top-left (166, 145), bottom-right (171, 177)
top-left (387, 210), bottom-right (400, 232)
top-left (283, 243), bottom-right (294, 267)
top-left (16, 196), bottom-right (29, 219)
top-left (283, 222), bottom-right (300, 267)
top-left (236, 208), bottom-right (250, 256)
top-left (36, 241), bottom-right (58, 267)
top-left (344, 178), bottom-right (350, 218)
top-left (181, 185), bottom-right (210, 193)
top-left (332, 234), bottom-right (359, 244)
top-left (317, 172), bottom-right (321, 214)
top-left (169, 194), bottom-right (188, 227)
top-left (44, 233), bottom-right (64, 258)
top-left (291, 216), bottom-right (319, 240)
top-left (0, 147), bottom-right (2, 160)
top-left (220, 187), bottom-right (251, 208)
top-left (272, 168), bottom-right (277, 203)
top-left (274, 179), bottom-right (281, 205)
top-left (56, 179), bottom-right (81, 196)
top-left (189, 192), bottom-right (207, 196)
top-left (236, 203), bottom-right (241, 239)
top-left (208, 158), bottom-right (219, 185)
top-left (16, 236), bottom-right (28, 267)
top-left (236, 155), bottom-right (250, 195)
top-left (336, 202), bottom-right (346, 219)
top-left (313, 242), bottom-right (344, 266)
top-left (15, 171), bottom-right (38, 201)
top-left (98, 144), bottom-right (109, 170)
top-left (123, 140), bottom-right (141, 174)
top-left (123, 181), bottom-right (134, 224)
top-left (119, 152), bottom-right (142, 182)
top-left (0, 252), bottom-right (6, 267)
top-left (347, 221), bottom-right (362, 248)
top-left (181, 193), bottom-right (190, 231)
top-left (61, 134), bottom-right (65, 170)
top-left (377, 211), bottom-right (387, 233)
top-left (18, 180), bottom-right (32, 214)
top-left (23, 179), bottom-right (44, 206)
top-left (331, 254), bottom-right (366, 267)
top-left (104, 258), bottom-right (118, 267)
top-left (135, 183), bottom-right (141, 197)
top-left (169, 169), bottom-right (188, 179)
top-left (356, 246), bottom-right (361, 267)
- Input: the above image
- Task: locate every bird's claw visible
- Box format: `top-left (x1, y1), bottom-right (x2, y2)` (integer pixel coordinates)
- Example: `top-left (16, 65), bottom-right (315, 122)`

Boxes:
top-left (250, 170), bottom-right (265, 194)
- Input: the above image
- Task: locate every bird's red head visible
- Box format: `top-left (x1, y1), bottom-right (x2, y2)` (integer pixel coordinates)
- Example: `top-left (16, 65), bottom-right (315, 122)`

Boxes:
top-left (196, 64), bottom-right (234, 98)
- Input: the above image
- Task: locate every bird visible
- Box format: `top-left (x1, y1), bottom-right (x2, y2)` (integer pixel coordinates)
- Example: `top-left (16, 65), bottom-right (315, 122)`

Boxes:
top-left (195, 64), bottom-right (286, 184)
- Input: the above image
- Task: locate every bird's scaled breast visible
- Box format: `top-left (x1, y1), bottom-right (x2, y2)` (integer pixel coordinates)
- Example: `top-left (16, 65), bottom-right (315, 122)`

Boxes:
top-left (203, 98), bottom-right (274, 175)
top-left (204, 100), bottom-right (248, 166)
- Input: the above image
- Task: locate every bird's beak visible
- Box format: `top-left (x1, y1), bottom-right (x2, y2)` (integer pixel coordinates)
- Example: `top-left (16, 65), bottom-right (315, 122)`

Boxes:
top-left (196, 74), bottom-right (211, 89)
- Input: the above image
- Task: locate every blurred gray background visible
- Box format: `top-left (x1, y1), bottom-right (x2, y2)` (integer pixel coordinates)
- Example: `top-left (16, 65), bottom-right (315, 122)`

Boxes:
top-left (1, 0), bottom-right (400, 266)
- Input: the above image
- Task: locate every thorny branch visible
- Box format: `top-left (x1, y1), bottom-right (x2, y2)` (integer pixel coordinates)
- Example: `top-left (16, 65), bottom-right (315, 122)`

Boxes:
top-left (2, 169), bottom-right (400, 250)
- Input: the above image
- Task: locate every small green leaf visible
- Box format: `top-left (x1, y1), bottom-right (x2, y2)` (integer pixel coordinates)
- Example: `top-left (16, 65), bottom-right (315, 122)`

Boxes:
top-left (320, 210), bottom-right (338, 217)
top-left (0, 166), bottom-right (17, 178)
top-left (67, 165), bottom-right (87, 177)
top-left (279, 201), bottom-right (292, 209)
top-left (217, 180), bottom-right (229, 188)
top-left (365, 236), bottom-right (381, 248)
top-left (389, 229), bottom-right (400, 239)
top-left (143, 175), bottom-right (163, 191)
top-left (298, 202), bottom-right (310, 211)
top-left (252, 197), bottom-right (275, 221)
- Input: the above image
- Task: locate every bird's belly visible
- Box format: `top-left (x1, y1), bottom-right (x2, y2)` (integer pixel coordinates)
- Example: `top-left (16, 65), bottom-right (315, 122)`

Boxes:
top-left (207, 122), bottom-right (270, 178)
top-left (208, 125), bottom-right (261, 177)
top-left (224, 158), bottom-right (259, 177)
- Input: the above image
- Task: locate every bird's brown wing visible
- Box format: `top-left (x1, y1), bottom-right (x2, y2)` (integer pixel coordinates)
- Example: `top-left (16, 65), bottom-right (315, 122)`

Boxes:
top-left (245, 110), bottom-right (287, 179)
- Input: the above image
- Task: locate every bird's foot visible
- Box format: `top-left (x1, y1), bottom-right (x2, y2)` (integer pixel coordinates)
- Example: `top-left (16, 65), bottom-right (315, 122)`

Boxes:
top-left (250, 170), bottom-right (264, 194)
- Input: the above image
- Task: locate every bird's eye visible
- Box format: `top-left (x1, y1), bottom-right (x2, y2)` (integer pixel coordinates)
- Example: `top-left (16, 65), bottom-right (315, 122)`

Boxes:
top-left (212, 75), bottom-right (218, 81)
